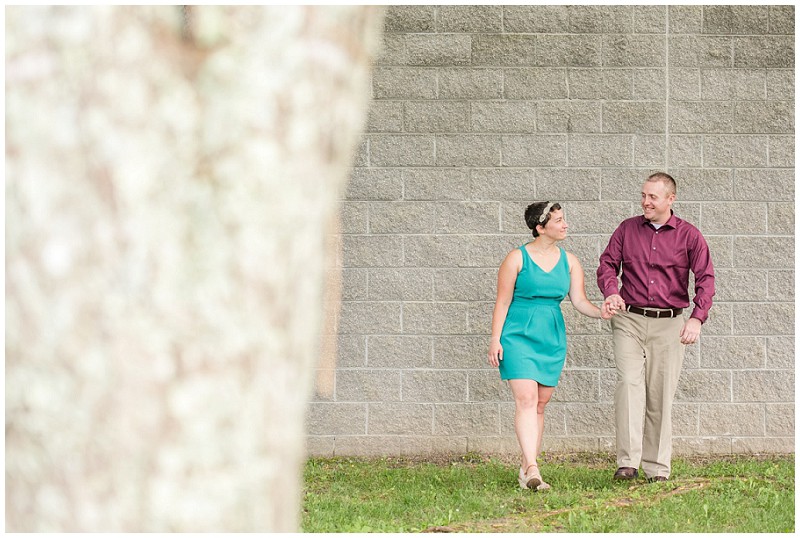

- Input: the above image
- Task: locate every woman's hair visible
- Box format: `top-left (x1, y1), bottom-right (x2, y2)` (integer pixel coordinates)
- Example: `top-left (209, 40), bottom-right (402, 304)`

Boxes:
top-left (524, 201), bottom-right (562, 237)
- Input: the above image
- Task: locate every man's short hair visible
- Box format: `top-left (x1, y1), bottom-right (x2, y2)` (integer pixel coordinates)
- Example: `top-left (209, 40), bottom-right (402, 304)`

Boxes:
top-left (647, 172), bottom-right (676, 195)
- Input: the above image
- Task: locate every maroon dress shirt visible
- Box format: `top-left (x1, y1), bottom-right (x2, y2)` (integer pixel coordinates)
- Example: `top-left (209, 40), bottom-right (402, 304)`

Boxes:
top-left (597, 212), bottom-right (715, 323)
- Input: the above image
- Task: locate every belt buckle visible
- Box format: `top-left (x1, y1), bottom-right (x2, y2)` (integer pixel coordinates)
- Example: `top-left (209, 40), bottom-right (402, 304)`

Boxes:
top-left (643, 307), bottom-right (672, 318)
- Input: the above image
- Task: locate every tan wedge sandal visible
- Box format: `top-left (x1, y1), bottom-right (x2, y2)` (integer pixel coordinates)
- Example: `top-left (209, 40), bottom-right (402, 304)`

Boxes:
top-left (518, 464), bottom-right (542, 490)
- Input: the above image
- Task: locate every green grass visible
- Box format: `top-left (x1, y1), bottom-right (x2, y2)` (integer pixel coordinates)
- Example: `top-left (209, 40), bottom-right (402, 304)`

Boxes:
top-left (301, 452), bottom-right (794, 533)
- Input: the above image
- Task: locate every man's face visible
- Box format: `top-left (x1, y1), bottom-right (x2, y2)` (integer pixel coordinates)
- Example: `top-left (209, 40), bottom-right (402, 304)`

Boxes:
top-left (641, 180), bottom-right (675, 224)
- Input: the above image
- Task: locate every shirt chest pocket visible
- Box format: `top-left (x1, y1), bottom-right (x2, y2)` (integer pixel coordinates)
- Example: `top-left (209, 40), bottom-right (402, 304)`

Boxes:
top-left (666, 245), bottom-right (690, 269)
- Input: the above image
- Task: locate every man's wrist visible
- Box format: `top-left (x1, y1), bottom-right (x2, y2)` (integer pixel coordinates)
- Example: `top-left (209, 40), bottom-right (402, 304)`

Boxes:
top-left (689, 309), bottom-right (707, 324)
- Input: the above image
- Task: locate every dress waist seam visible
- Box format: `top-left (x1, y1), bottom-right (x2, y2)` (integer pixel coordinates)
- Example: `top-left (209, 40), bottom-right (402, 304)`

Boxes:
top-left (510, 298), bottom-right (562, 307)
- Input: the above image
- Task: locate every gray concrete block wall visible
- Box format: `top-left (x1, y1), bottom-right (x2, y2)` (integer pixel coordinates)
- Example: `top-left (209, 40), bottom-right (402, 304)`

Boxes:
top-left (307, 5), bottom-right (795, 458)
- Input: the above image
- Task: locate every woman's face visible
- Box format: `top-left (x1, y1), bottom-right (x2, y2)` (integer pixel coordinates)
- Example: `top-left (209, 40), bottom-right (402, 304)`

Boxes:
top-left (539, 208), bottom-right (568, 240)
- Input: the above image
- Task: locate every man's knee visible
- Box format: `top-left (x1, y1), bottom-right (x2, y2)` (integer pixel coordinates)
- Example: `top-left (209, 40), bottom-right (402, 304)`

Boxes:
top-left (617, 371), bottom-right (645, 388)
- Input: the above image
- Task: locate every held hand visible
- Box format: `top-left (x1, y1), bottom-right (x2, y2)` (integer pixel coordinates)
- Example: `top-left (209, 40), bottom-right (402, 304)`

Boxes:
top-left (680, 317), bottom-right (702, 345)
top-left (488, 340), bottom-right (503, 367)
top-left (600, 301), bottom-right (616, 320)
top-left (603, 294), bottom-right (626, 314)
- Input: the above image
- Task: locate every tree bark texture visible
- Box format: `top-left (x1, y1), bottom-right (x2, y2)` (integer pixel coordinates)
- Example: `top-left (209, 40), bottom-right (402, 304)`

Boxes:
top-left (6, 6), bottom-right (383, 531)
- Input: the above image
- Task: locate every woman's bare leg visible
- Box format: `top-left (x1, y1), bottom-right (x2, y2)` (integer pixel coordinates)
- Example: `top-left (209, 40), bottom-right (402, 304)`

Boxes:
top-left (536, 385), bottom-right (555, 458)
top-left (508, 379), bottom-right (540, 471)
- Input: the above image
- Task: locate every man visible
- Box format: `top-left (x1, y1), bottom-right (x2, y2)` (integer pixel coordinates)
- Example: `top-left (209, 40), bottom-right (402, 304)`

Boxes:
top-left (597, 172), bottom-right (715, 482)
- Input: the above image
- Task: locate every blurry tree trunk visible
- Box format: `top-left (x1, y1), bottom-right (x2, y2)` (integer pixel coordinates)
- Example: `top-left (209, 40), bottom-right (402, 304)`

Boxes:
top-left (6, 6), bottom-right (383, 531)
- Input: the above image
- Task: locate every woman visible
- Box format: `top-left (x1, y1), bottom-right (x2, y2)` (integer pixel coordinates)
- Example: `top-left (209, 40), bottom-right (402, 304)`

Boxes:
top-left (488, 201), bottom-right (616, 491)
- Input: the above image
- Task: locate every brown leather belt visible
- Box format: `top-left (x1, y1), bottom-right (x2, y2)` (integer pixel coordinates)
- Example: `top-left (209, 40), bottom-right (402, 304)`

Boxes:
top-left (626, 305), bottom-right (683, 319)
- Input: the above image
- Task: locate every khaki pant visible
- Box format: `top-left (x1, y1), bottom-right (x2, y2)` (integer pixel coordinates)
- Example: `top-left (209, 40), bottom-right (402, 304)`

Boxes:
top-left (611, 310), bottom-right (685, 479)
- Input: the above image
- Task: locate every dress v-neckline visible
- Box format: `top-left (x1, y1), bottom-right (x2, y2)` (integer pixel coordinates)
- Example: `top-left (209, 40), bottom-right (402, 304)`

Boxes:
top-left (523, 245), bottom-right (562, 274)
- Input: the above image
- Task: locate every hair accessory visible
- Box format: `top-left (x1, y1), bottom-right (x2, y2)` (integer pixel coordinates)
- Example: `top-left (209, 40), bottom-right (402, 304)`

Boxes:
top-left (538, 202), bottom-right (556, 223)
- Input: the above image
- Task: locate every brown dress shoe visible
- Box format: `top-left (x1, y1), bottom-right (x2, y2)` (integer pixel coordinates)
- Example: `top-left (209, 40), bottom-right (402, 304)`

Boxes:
top-left (613, 467), bottom-right (639, 480)
top-left (647, 476), bottom-right (667, 482)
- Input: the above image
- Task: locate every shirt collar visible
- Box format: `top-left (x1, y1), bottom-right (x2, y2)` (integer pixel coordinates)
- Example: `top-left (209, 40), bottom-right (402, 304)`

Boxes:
top-left (641, 210), bottom-right (677, 229)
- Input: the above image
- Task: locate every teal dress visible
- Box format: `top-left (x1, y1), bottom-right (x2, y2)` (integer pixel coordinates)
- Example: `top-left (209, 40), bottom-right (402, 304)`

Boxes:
top-left (499, 245), bottom-right (571, 386)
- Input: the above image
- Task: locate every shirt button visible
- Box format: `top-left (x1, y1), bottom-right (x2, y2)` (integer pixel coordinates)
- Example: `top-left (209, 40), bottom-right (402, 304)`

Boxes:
top-left (651, 280), bottom-right (654, 283)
